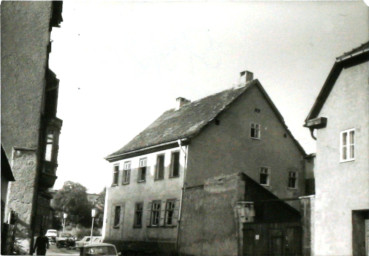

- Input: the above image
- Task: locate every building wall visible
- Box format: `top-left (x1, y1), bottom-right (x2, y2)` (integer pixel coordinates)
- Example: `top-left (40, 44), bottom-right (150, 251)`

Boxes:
top-left (103, 146), bottom-right (186, 253)
top-left (186, 84), bottom-right (306, 206)
top-left (1, 2), bottom-right (55, 253)
top-left (313, 61), bottom-right (369, 256)
top-left (179, 173), bottom-right (245, 256)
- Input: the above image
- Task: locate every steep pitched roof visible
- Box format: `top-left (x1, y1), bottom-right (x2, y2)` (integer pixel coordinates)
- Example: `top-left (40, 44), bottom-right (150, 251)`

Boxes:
top-left (106, 81), bottom-right (255, 161)
top-left (305, 42), bottom-right (369, 123)
top-left (106, 79), bottom-right (306, 161)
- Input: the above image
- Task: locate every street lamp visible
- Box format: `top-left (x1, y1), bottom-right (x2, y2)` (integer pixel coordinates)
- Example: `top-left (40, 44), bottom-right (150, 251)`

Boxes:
top-left (90, 208), bottom-right (97, 243)
top-left (62, 213), bottom-right (68, 233)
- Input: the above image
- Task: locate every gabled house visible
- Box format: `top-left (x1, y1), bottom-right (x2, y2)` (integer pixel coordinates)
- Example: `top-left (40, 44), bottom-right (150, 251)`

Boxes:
top-left (104, 71), bottom-right (309, 256)
top-left (305, 42), bottom-right (369, 256)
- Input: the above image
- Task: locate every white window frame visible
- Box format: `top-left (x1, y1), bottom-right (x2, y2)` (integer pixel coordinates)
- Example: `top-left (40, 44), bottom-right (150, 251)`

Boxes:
top-left (259, 167), bottom-right (270, 186)
top-left (340, 128), bottom-right (355, 162)
top-left (251, 123), bottom-right (261, 139)
top-left (138, 158), bottom-right (147, 182)
top-left (122, 161), bottom-right (131, 184)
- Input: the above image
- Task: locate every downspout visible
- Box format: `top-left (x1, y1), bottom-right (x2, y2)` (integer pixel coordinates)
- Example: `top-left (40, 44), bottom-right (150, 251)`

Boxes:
top-left (176, 139), bottom-right (188, 255)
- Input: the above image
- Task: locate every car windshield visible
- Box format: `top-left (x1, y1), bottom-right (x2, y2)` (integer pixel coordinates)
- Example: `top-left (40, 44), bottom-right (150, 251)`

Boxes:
top-left (82, 246), bottom-right (116, 256)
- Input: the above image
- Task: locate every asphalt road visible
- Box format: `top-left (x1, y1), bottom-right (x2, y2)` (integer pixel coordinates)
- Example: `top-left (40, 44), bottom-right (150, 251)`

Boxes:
top-left (45, 244), bottom-right (79, 256)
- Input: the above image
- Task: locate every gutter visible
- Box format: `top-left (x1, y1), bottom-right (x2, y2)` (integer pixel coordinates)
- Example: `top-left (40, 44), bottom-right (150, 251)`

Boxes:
top-left (176, 139), bottom-right (188, 255)
top-left (105, 139), bottom-right (189, 162)
top-left (336, 47), bottom-right (369, 62)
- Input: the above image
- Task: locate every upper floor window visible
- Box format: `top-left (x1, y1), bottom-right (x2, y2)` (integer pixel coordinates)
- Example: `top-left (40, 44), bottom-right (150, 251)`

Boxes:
top-left (288, 171), bottom-right (297, 189)
top-left (138, 158), bottom-right (147, 182)
top-left (251, 123), bottom-right (261, 139)
top-left (150, 200), bottom-right (161, 226)
top-left (113, 205), bottom-right (121, 228)
top-left (112, 165), bottom-right (119, 186)
top-left (340, 129), bottom-right (355, 162)
top-left (165, 199), bottom-right (176, 226)
top-left (122, 161), bottom-right (131, 185)
top-left (133, 202), bottom-right (143, 228)
top-left (155, 154), bottom-right (165, 180)
top-left (170, 151), bottom-right (180, 178)
top-left (260, 167), bottom-right (270, 186)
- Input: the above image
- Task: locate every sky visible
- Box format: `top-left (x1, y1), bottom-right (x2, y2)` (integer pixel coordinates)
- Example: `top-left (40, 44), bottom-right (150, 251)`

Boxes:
top-left (49, 0), bottom-right (369, 193)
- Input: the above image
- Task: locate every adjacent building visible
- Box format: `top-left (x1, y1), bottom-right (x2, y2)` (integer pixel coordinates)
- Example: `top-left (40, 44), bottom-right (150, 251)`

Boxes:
top-left (104, 72), bottom-right (310, 255)
top-left (304, 42), bottom-right (369, 256)
top-left (1, 1), bottom-right (63, 254)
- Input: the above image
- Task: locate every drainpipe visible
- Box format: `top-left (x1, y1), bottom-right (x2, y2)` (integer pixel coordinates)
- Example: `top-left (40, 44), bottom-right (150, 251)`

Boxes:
top-left (176, 139), bottom-right (188, 255)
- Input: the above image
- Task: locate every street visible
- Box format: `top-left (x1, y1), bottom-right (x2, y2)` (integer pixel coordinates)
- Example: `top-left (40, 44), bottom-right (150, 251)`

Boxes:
top-left (45, 244), bottom-right (79, 256)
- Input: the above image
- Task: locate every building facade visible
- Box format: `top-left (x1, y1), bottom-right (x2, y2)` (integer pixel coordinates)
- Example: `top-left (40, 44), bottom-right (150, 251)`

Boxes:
top-left (305, 42), bottom-right (369, 256)
top-left (104, 72), bottom-right (309, 255)
top-left (1, 1), bottom-right (63, 254)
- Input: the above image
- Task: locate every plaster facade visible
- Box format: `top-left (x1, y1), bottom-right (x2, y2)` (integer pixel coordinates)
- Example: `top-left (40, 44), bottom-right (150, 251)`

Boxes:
top-left (186, 84), bottom-right (306, 206)
top-left (103, 146), bottom-right (186, 253)
top-left (313, 61), bottom-right (369, 256)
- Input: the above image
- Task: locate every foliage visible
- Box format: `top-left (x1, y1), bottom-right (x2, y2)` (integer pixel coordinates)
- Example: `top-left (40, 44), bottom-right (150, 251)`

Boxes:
top-left (51, 181), bottom-right (92, 227)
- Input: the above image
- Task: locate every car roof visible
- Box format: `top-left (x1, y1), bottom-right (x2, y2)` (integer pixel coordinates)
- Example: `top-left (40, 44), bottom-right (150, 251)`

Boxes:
top-left (84, 243), bottom-right (115, 248)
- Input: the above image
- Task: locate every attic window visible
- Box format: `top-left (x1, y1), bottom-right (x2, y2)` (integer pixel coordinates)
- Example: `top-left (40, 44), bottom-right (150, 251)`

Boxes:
top-left (260, 167), bottom-right (270, 186)
top-left (254, 108), bottom-right (261, 113)
top-left (170, 152), bottom-right (180, 178)
top-left (215, 119), bottom-right (220, 125)
top-left (251, 123), bottom-right (261, 139)
top-left (112, 165), bottom-right (119, 186)
top-left (340, 129), bottom-right (355, 162)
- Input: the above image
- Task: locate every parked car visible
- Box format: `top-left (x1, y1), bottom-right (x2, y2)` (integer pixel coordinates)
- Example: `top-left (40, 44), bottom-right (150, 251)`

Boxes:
top-left (80, 243), bottom-right (120, 256)
top-left (56, 232), bottom-right (76, 249)
top-left (45, 229), bottom-right (58, 243)
top-left (76, 236), bottom-right (103, 248)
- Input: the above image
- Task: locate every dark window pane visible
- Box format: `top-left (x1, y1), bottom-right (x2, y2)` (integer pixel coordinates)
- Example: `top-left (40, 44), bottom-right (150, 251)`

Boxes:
top-left (114, 206), bottom-right (120, 227)
top-left (171, 152), bottom-right (180, 177)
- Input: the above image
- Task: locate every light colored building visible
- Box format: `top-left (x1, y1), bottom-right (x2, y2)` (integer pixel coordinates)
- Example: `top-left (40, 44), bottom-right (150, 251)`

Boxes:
top-left (104, 72), bottom-right (309, 255)
top-left (305, 42), bottom-right (369, 256)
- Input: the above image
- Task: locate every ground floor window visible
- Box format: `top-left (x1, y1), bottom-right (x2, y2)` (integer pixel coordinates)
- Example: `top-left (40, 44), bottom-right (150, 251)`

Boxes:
top-left (134, 202), bottom-right (143, 228)
top-left (150, 201), bottom-right (161, 226)
top-left (113, 206), bottom-right (121, 228)
top-left (165, 199), bottom-right (176, 226)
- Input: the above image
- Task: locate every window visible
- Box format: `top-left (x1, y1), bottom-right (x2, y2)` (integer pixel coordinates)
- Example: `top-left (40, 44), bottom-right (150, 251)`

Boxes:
top-left (165, 200), bottom-right (176, 226)
top-left (340, 129), bottom-right (355, 162)
top-left (259, 167), bottom-right (270, 186)
top-left (138, 158), bottom-right (147, 182)
top-left (150, 201), bottom-right (161, 226)
top-left (113, 206), bottom-right (121, 228)
top-left (170, 152), bottom-right (180, 178)
top-left (288, 171), bottom-right (297, 189)
top-left (122, 161), bottom-right (131, 185)
top-left (133, 202), bottom-right (143, 228)
top-left (155, 155), bottom-right (165, 180)
top-left (251, 123), bottom-right (261, 139)
top-left (112, 165), bottom-right (119, 186)
top-left (45, 131), bottom-right (54, 162)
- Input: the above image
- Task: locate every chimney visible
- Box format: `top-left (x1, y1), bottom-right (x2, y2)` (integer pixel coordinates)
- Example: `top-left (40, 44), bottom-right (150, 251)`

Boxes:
top-left (176, 97), bottom-right (190, 110)
top-left (239, 70), bottom-right (254, 86)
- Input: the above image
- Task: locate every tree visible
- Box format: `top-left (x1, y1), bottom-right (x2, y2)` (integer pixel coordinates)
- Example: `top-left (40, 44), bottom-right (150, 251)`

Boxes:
top-left (51, 181), bottom-right (92, 227)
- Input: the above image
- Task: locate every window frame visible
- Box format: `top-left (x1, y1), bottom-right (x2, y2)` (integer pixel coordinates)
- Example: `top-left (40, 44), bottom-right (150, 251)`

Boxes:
top-left (259, 166), bottom-right (270, 186)
top-left (250, 123), bottom-right (261, 139)
top-left (164, 199), bottom-right (176, 226)
top-left (150, 200), bottom-right (161, 227)
top-left (112, 164), bottom-right (119, 186)
top-left (169, 151), bottom-right (180, 178)
top-left (340, 128), bottom-right (355, 162)
top-left (113, 205), bottom-right (121, 229)
top-left (287, 171), bottom-right (298, 189)
top-left (122, 161), bottom-right (131, 185)
top-left (155, 154), bottom-right (165, 181)
top-left (138, 158), bottom-right (147, 183)
top-left (133, 202), bottom-right (143, 228)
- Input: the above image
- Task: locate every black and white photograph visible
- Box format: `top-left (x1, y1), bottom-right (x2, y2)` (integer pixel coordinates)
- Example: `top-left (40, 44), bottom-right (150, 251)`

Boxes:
top-left (1, 0), bottom-right (368, 255)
